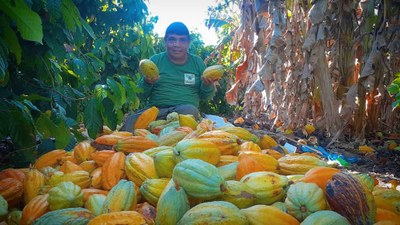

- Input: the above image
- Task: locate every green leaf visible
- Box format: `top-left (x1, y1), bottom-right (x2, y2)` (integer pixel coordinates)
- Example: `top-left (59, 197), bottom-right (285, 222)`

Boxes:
top-left (387, 84), bottom-right (399, 95)
top-left (84, 98), bottom-right (103, 138)
top-left (22, 99), bottom-right (41, 112)
top-left (0, 16), bottom-right (22, 64)
top-left (61, 0), bottom-right (82, 32)
top-left (70, 128), bottom-right (87, 143)
top-left (20, 93), bottom-right (51, 102)
top-left (70, 86), bottom-right (85, 98)
top-left (0, 100), bottom-right (36, 150)
top-left (392, 77), bottom-right (400, 85)
top-left (94, 84), bottom-right (108, 99)
top-left (106, 77), bottom-right (126, 110)
top-left (119, 75), bottom-right (137, 102)
top-left (0, 39), bottom-right (9, 80)
top-left (0, 70), bottom-right (9, 87)
top-left (0, 0), bottom-right (43, 43)
top-left (85, 53), bottom-right (105, 72)
top-left (53, 119), bottom-right (71, 149)
top-left (45, 0), bottom-right (62, 22)
top-left (37, 139), bottom-right (56, 155)
top-left (45, 34), bottom-right (67, 60)
top-left (102, 97), bottom-right (118, 130)
top-left (36, 114), bottom-right (52, 139)
top-left (36, 113), bottom-right (70, 149)
top-left (73, 58), bottom-right (87, 81)
top-left (13, 100), bottom-right (35, 128)
top-left (82, 19), bottom-right (96, 40)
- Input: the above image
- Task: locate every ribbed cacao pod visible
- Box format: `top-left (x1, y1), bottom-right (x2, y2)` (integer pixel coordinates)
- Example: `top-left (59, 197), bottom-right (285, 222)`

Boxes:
top-left (240, 171), bottom-right (289, 205)
top-left (156, 179), bottom-right (190, 225)
top-left (114, 136), bottom-right (159, 153)
top-left (326, 172), bottom-right (376, 225)
top-left (101, 179), bottom-right (137, 213)
top-left (172, 159), bottom-right (225, 200)
top-left (173, 139), bottom-right (221, 165)
top-left (134, 106), bottom-right (159, 130)
top-left (125, 152), bottom-right (158, 186)
top-left (88, 211), bottom-right (146, 225)
top-left (202, 65), bottom-right (224, 80)
top-left (101, 152), bottom-right (126, 190)
top-left (20, 194), bottom-right (50, 225)
top-left (177, 201), bottom-right (248, 225)
top-left (241, 205), bottom-right (300, 225)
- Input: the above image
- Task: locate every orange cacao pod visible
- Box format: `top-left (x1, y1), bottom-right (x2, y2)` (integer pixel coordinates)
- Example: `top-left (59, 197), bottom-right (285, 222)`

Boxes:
top-left (59, 161), bottom-right (84, 174)
top-left (81, 188), bottom-right (109, 202)
top-left (101, 152), bottom-right (126, 190)
top-left (34, 149), bottom-right (67, 170)
top-left (73, 141), bottom-right (96, 163)
top-left (236, 151), bottom-right (279, 180)
top-left (0, 178), bottom-right (23, 206)
top-left (90, 150), bottom-right (115, 166)
top-left (94, 134), bottom-right (127, 146)
top-left (20, 194), bottom-right (49, 225)
top-left (0, 168), bottom-right (25, 183)
top-left (134, 106), bottom-right (159, 130)
top-left (114, 136), bottom-right (159, 153)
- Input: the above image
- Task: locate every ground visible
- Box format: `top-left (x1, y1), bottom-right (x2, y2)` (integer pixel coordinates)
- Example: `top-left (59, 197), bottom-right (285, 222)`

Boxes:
top-left (233, 119), bottom-right (400, 189)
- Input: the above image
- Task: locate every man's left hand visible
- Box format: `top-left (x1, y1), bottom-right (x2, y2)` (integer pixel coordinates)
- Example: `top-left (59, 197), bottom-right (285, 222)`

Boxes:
top-left (201, 76), bottom-right (214, 86)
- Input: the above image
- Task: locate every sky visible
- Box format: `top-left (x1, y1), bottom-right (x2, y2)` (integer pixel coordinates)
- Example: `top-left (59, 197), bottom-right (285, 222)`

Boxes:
top-left (146, 0), bottom-right (219, 46)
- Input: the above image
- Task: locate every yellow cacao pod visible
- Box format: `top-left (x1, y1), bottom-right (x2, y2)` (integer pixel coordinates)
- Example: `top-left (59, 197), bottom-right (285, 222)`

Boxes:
top-left (202, 65), bottom-right (224, 80)
top-left (259, 134), bottom-right (279, 149)
top-left (178, 114), bottom-right (198, 130)
top-left (139, 59), bottom-right (159, 79)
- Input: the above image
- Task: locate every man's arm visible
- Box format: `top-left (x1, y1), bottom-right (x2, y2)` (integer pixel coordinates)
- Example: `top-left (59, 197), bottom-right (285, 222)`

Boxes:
top-left (137, 75), bottom-right (154, 100)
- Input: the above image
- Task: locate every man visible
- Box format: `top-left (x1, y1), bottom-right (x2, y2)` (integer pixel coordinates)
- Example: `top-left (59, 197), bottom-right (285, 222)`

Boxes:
top-left (120, 22), bottom-right (216, 132)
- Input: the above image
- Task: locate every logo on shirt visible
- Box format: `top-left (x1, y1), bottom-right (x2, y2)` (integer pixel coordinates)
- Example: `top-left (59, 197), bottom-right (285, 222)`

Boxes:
top-left (184, 73), bottom-right (195, 85)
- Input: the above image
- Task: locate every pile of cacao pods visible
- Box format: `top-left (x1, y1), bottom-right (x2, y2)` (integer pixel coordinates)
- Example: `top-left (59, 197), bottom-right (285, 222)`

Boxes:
top-left (0, 107), bottom-right (399, 225)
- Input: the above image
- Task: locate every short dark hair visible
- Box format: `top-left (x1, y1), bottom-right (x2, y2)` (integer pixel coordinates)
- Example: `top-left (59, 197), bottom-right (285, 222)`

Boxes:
top-left (165, 22), bottom-right (190, 40)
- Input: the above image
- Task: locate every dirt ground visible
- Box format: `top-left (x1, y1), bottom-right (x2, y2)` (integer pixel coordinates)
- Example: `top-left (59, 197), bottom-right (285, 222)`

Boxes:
top-left (239, 121), bottom-right (400, 189)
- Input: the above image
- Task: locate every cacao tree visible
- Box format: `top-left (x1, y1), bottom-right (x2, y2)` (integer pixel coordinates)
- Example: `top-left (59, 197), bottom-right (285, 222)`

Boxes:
top-left (0, 0), bottom-right (154, 168)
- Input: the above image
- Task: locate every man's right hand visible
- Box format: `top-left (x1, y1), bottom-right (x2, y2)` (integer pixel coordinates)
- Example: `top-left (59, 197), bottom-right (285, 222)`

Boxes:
top-left (144, 76), bottom-right (159, 85)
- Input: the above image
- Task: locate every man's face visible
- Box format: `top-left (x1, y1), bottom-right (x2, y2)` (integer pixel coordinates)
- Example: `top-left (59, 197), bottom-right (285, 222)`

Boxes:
top-left (165, 34), bottom-right (190, 60)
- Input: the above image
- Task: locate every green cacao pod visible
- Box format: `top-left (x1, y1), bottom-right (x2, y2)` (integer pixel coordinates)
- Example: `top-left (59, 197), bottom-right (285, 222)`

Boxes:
top-left (177, 201), bottom-right (248, 225)
top-left (301, 210), bottom-right (351, 225)
top-left (172, 159), bottom-right (226, 200)
top-left (0, 195), bottom-right (7, 221)
top-left (156, 179), bottom-right (190, 225)
top-left (85, 194), bottom-right (106, 216)
top-left (32, 207), bottom-right (94, 225)
top-left (47, 181), bottom-right (84, 210)
top-left (218, 161), bottom-right (238, 181)
top-left (284, 182), bottom-right (327, 221)
top-left (101, 179), bottom-right (137, 213)
top-left (154, 149), bottom-right (176, 178)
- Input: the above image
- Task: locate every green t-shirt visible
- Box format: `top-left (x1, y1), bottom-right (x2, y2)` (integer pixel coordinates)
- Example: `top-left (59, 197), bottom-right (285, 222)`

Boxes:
top-left (138, 52), bottom-right (215, 108)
